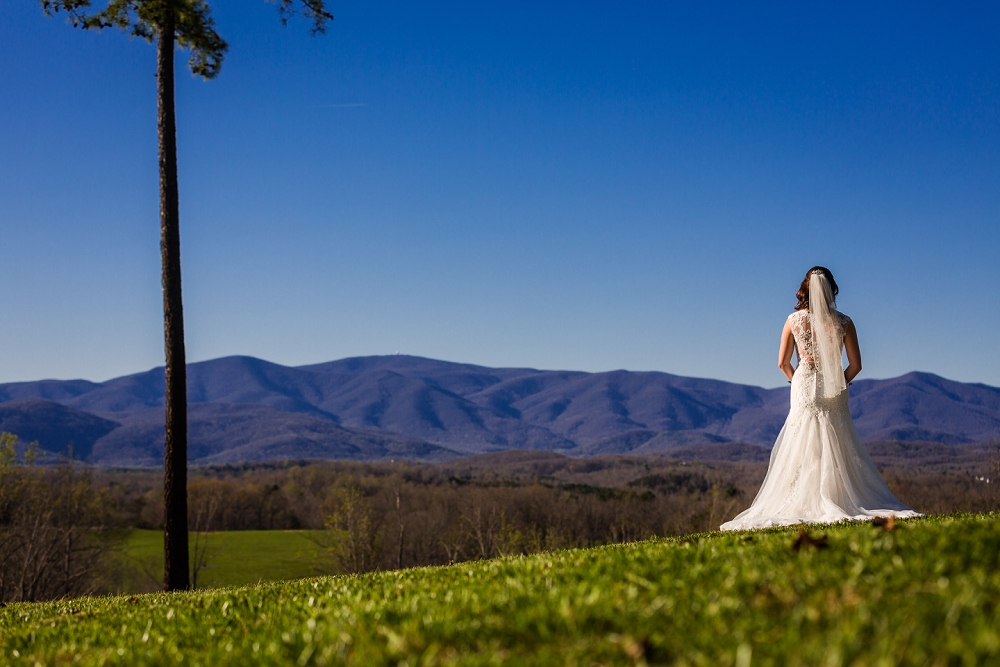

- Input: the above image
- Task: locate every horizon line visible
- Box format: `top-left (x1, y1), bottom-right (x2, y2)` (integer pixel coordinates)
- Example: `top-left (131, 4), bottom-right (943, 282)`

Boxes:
top-left (0, 353), bottom-right (987, 391)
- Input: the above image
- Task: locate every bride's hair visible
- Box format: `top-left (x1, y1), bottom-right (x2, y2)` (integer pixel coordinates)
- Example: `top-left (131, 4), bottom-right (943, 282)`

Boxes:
top-left (795, 266), bottom-right (839, 311)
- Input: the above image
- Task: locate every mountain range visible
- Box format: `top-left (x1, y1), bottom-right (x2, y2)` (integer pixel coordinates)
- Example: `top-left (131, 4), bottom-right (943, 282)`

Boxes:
top-left (0, 355), bottom-right (998, 466)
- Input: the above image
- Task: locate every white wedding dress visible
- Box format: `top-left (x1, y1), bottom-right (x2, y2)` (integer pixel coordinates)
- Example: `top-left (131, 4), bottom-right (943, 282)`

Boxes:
top-left (721, 297), bottom-right (921, 531)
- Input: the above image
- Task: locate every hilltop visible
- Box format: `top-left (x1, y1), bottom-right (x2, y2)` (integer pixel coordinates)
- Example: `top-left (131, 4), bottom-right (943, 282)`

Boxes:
top-left (2, 513), bottom-right (998, 665)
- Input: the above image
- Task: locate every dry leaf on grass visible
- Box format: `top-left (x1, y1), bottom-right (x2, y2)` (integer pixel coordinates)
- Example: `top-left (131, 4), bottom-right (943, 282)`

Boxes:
top-left (791, 528), bottom-right (828, 551)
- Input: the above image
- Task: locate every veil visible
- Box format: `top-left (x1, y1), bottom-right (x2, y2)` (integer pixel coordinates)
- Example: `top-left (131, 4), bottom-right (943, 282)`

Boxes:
top-left (809, 272), bottom-right (847, 398)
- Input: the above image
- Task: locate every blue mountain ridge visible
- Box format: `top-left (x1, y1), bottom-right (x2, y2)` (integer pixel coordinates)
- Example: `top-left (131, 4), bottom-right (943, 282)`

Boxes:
top-left (0, 355), bottom-right (997, 466)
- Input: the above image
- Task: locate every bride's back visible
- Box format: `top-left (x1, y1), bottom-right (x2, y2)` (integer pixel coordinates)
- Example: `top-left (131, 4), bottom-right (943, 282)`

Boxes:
top-left (788, 309), bottom-right (852, 370)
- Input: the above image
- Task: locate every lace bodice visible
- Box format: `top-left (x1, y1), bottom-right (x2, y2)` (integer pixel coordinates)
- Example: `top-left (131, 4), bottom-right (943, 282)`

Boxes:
top-left (788, 309), bottom-right (852, 370)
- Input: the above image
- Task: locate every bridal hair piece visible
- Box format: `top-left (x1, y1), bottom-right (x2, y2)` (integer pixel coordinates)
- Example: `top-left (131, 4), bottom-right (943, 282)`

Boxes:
top-left (795, 266), bottom-right (838, 311)
top-left (809, 271), bottom-right (847, 398)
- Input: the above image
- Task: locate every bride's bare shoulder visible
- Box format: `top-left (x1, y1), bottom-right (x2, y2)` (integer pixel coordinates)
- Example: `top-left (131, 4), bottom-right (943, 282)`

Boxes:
top-left (835, 311), bottom-right (855, 331)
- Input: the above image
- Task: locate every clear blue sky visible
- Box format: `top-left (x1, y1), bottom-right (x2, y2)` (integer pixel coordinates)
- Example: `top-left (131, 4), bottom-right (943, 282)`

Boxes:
top-left (2, 1), bottom-right (998, 388)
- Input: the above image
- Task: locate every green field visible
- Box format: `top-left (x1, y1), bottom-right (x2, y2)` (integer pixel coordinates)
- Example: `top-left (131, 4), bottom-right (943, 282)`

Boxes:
top-left (121, 530), bottom-right (326, 590)
top-left (4, 513), bottom-right (1000, 666)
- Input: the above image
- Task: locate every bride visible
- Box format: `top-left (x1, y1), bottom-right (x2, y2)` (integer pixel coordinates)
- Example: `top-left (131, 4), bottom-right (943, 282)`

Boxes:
top-left (720, 267), bottom-right (921, 531)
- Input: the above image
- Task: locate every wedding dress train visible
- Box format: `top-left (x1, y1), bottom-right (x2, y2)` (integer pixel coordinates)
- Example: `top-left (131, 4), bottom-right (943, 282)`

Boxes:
top-left (720, 298), bottom-right (921, 531)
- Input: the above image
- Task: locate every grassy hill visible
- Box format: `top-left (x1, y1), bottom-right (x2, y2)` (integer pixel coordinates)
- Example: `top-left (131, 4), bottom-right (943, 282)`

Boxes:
top-left (3, 513), bottom-right (999, 665)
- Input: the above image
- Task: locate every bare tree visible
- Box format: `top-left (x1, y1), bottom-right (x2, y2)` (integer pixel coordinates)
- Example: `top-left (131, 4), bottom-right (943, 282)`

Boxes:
top-left (460, 489), bottom-right (509, 560)
top-left (0, 433), bottom-right (118, 602)
top-left (318, 487), bottom-right (382, 574)
top-left (393, 486), bottom-right (405, 569)
top-left (989, 438), bottom-right (1000, 512)
top-left (189, 483), bottom-right (222, 589)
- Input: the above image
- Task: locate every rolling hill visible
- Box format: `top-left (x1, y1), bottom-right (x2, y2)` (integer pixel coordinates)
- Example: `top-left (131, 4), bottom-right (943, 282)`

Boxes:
top-left (0, 355), bottom-right (998, 465)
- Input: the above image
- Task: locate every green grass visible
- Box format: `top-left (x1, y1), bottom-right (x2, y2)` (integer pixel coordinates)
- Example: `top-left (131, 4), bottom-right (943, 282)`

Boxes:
top-left (122, 530), bottom-right (326, 589)
top-left (3, 513), bottom-right (1000, 666)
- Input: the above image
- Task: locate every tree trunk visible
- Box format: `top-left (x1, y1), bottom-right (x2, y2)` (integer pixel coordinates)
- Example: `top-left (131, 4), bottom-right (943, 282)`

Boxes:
top-left (157, 7), bottom-right (190, 592)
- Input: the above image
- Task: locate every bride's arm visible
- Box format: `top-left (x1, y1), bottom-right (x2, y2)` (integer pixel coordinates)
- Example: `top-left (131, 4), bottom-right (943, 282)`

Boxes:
top-left (844, 319), bottom-right (862, 384)
top-left (778, 320), bottom-right (795, 381)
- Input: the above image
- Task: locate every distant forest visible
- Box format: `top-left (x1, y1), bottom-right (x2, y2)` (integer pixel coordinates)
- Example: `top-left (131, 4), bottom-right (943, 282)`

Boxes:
top-left (2, 437), bottom-right (997, 602)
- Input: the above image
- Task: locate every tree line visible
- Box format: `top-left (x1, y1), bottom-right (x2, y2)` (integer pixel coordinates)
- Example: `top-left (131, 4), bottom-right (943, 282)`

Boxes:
top-left (105, 454), bottom-right (751, 576)
top-left (1, 443), bottom-right (756, 600)
top-left (4, 437), bottom-right (998, 600)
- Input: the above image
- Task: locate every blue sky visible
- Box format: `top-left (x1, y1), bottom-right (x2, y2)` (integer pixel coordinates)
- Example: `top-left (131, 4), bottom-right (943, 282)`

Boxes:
top-left (2, 1), bottom-right (999, 388)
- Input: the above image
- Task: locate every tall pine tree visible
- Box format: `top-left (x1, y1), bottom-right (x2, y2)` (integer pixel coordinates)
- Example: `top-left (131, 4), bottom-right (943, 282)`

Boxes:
top-left (41, 0), bottom-right (332, 591)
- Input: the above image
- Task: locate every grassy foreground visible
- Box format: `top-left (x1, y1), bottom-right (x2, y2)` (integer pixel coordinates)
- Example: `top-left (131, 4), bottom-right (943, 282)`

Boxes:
top-left (122, 530), bottom-right (325, 589)
top-left (3, 513), bottom-right (999, 666)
